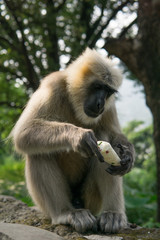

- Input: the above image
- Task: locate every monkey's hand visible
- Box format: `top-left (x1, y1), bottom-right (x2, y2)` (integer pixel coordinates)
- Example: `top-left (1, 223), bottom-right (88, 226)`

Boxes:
top-left (106, 143), bottom-right (134, 176)
top-left (74, 129), bottom-right (104, 163)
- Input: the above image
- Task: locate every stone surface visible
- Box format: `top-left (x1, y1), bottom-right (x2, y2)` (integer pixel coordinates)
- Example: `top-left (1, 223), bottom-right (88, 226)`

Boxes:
top-left (0, 232), bottom-right (13, 240)
top-left (0, 223), bottom-right (64, 240)
top-left (85, 235), bottom-right (123, 240)
top-left (0, 195), bottom-right (160, 240)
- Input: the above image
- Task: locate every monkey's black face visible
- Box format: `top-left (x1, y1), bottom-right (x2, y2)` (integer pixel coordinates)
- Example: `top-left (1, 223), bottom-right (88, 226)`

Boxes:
top-left (84, 81), bottom-right (117, 118)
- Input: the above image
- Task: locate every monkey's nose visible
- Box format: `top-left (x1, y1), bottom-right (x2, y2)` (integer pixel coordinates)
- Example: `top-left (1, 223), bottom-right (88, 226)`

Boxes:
top-left (97, 99), bottom-right (104, 112)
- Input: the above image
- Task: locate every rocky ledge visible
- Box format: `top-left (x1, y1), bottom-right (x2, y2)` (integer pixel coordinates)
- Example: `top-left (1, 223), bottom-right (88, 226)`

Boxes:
top-left (0, 195), bottom-right (160, 240)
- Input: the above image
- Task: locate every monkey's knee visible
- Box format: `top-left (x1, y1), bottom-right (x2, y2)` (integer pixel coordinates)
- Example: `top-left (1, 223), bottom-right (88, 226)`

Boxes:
top-left (98, 211), bottom-right (127, 233)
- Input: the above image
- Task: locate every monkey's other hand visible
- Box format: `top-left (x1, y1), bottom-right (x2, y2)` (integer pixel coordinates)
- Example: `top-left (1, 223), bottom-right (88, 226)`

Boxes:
top-left (74, 129), bottom-right (104, 162)
top-left (98, 211), bottom-right (127, 233)
top-left (106, 144), bottom-right (134, 176)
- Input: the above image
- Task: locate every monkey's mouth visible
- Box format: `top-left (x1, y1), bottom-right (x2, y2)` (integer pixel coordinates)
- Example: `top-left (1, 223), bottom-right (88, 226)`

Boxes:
top-left (85, 108), bottom-right (104, 118)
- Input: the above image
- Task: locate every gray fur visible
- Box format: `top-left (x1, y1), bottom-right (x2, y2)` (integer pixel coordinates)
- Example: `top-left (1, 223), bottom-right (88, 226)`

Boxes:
top-left (12, 48), bottom-right (135, 233)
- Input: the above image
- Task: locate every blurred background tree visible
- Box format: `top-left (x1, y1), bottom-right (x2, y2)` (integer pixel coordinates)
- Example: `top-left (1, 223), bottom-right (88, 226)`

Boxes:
top-left (0, 0), bottom-right (160, 226)
top-left (123, 121), bottom-right (158, 227)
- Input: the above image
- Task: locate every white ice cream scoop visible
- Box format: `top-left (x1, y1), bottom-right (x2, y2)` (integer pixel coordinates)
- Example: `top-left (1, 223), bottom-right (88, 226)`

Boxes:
top-left (97, 141), bottom-right (121, 166)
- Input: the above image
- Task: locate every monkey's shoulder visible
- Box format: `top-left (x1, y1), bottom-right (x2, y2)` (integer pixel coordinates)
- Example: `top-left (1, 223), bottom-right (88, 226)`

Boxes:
top-left (27, 71), bottom-right (72, 118)
top-left (40, 71), bottom-right (67, 96)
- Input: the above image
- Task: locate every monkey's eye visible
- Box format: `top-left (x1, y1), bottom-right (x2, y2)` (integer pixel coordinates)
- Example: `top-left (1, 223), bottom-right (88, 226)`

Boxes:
top-left (92, 82), bottom-right (103, 90)
top-left (104, 86), bottom-right (118, 98)
top-left (106, 90), bottom-right (114, 98)
top-left (104, 85), bottom-right (117, 93)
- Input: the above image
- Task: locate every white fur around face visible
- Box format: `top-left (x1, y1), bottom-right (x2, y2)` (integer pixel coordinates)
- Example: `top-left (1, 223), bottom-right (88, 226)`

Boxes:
top-left (66, 48), bottom-right (123, 90)
top-left (65, 48), bottom-right (122, 125)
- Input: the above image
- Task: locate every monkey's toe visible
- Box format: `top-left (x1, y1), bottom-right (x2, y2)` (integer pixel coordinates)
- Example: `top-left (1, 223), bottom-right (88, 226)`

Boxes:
top-left (98, 211), bottom-right (127, 233)
top-left (68, 209), bottom-right (97, 233)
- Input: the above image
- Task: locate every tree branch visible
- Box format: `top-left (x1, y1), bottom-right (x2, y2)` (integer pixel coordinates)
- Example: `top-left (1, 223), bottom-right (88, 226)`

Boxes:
top-left (103, 37), bottom-right (140, 79)
top-left (89, 0), bottom-right (131, 47)
top-left (86, 1), bottom-right (107, 42)
top-left (119, 17), bottom-right (137, 38)
top-left (0, 36), bottom-right (20, 52)
top-left (79, 0), bottom-right (94, 43)
top-left (56, 0), bottom-right (67, 11)
top-left (4, 0), bottom-right (40, 90)
top-left (45, 1), bottom-right (60, 71)
top-left (0, 14), bottom-right (20, 44)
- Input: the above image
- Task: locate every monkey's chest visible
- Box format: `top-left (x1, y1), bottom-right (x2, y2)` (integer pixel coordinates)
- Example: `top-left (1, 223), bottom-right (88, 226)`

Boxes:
top-left (56, 151), bottom-right (89, 186)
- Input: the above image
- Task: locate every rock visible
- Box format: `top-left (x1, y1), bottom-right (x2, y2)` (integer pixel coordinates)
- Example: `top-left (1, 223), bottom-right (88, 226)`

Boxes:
top-left (0, 195), bottom-right (160, 240)
top-left (84, 235), bottom-right (123, 240)
top-left (0, 232), bottom-right (13, 240)
top-left (0, 223), bottom-right (64, 240)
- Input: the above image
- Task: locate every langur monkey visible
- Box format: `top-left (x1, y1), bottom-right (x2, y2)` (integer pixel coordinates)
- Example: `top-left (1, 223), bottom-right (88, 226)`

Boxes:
top-left (12, 48), bottom-right (135, 233)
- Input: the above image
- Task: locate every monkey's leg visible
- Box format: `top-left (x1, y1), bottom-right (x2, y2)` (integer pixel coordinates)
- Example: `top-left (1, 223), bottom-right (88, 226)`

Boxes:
top-left (83, 162), bottom-right (127, 233)
top-left (25, 155), bottom-right (96, 233)
top-left (99, 171), bottom-right (127, 233)
top-left (25, 155), bottom-right (73, 216)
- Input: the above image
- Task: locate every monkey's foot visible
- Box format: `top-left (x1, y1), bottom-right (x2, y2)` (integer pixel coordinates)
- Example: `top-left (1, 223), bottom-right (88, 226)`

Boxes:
top-left (52, 209), bottom-right (97, 233)
top-left (67, 209), bottom-right (97, 233)
top-left (53, 209), bottom-right (97, 233)
top-left (98, 211), bottom-right (127, 233)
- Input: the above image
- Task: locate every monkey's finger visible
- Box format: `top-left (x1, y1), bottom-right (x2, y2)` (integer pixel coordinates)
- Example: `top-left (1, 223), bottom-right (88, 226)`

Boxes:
top-left (117, 143), bottom-right (124, 154)
top-left (77, 138), bottom-right (94, 158)
top-left (89, 139), bottom-right (104, 162)
top-left (106, 166), bottom-right (122, 175)
top-left (120, 155), bottom-right (131, 165)
top-left (106, 166), bottom-right (117, 175)
top-left (84, 141), bottom-right (96, 157)
top-left (106, 164), bottom-right (129, 176)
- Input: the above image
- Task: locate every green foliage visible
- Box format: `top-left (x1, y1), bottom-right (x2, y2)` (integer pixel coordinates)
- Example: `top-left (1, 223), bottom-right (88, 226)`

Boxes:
top-left (0, 152), bottom-right (33, 206)
top-left (123, 120), bottom-right (155, 168)
top-left (123, 120), bottom-right (158, 227)
top-left (0, 0), bottom-right (138, 91)
top-left (0, 71), bottom-right (27, 139)
top-left (0, 155), bottom-right (24, 181)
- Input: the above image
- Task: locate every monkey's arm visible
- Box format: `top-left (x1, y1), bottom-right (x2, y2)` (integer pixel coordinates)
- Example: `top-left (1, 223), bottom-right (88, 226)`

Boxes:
top-left (13, 92), bottom-right (103, 162)
top-left (105, 106), bottom-right (135, 175)
top-left (13, 119), bottom-right (78, 154)
top-left (13, 118), bottom-right (103, 162)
